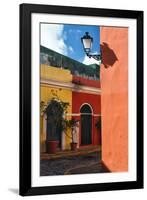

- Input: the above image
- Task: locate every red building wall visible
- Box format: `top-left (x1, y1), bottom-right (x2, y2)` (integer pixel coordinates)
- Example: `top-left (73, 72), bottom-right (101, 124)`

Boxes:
top-left (72, 90), bottom-right (101, 146)
top-left (72, 76), bottom-right (101, 88)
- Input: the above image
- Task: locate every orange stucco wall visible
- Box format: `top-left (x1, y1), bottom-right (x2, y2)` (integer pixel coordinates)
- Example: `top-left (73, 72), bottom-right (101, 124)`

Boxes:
top-left (100, 27), bottom-right (128, 172)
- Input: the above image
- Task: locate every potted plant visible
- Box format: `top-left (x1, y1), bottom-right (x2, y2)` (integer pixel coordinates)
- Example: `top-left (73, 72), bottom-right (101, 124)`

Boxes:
top-left (95, 116), bottom-right (101, 145)
top-left (64, 118), bottom-right (79, 151)
top-left (41, 94), bottom-right (69, 153)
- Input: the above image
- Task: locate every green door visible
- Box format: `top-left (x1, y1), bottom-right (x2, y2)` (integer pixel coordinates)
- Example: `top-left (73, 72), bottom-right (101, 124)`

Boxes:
top-left (80, 104), bottom-right (92, 145)
top-left (46, 101), bottom-right (62, 148)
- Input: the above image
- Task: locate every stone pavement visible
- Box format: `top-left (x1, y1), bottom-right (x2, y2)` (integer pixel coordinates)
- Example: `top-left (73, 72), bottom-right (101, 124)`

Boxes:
top-left (41, 145), bottom-right (101, 160)
top-left (40, 146), bottom-right (109, 176)
top-left (64, 161), bottom-right (109, 175)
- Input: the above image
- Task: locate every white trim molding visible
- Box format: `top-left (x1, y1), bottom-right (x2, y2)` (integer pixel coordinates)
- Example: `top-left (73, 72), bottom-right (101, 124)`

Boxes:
top-left (41, 78), bottom-right (101, 95)
top-left (80, 103), bottom-right (94, 114)
top-left (65, 113), bottom-right (101, 117)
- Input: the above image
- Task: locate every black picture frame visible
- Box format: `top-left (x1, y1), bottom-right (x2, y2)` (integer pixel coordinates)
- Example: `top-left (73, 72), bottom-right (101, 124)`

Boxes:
top-left (19, 3), bottom-right (144, 196)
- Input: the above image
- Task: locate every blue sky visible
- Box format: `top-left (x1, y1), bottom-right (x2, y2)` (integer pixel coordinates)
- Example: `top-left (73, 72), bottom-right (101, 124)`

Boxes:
top-left (41, 23), bottom-right (100, 65)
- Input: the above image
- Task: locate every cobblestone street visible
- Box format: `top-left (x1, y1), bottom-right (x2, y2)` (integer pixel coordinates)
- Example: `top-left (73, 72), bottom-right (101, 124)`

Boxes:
top-left (40, 151), bottom-right (109, 176)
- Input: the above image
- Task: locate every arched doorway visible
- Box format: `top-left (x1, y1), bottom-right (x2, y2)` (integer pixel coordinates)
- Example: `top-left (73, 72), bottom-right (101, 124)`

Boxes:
top-left (80, 104), bottom-right (92, 145)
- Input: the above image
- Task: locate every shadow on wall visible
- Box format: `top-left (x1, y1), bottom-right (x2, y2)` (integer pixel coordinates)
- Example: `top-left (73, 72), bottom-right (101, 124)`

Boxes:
top-left (100, 42), bottom-right (118, 68)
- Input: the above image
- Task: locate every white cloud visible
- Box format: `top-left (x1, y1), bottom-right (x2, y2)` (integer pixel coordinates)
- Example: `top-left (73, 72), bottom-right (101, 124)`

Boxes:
top-left (68, 46), bottom-right (74, 53)
top-left (41, 24), bottom-right (68, 55)
top-left (63, 31), bottom-right (67, 41)
top-left (82, 55), bottom-right (101, 65)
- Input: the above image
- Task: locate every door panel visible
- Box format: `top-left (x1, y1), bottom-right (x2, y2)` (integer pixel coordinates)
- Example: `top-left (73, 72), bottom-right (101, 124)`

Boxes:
top-left (46, 119), bottom-right (61, 148)
top-left (81, 114), bottom-right (92, 145)
top-left (80, 104), bottom-right (92, 145)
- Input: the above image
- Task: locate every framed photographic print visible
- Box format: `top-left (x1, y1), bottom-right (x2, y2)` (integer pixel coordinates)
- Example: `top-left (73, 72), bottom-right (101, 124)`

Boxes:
top-left (19, 3), bottom-right (144, 196)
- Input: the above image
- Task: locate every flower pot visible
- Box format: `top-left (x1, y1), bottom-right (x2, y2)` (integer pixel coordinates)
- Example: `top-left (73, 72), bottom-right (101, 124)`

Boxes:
top-left (70, 142), bottom-right (77, 151)
top-left (46, 140), bottom-right (59, 154)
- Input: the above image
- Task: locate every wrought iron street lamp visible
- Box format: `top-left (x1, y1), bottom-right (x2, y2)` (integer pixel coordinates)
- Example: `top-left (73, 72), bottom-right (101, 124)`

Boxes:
top-left (81, 32), bottom-right (101, 62)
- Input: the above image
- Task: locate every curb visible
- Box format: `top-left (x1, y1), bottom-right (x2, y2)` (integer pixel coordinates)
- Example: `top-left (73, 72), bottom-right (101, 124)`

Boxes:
top-left (41, 146), bottom-right (101, 160)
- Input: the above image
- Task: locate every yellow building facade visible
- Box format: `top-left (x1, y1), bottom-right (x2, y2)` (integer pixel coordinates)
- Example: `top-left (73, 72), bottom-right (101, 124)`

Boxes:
top-left (40, 64), bottom-right (72, 152)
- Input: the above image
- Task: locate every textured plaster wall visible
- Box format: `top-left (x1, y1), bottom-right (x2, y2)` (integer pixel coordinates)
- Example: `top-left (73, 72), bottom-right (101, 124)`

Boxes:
top-left (72, 75), bottom-right (101, 88)
top-left (40, 65), bottom-right (72, 152)
top-left (100, 27), bottom-right (128, 172)
top-left (72, 92), bottom-right (101, 146)
top-left (41, 64), bottom-right (72, 82)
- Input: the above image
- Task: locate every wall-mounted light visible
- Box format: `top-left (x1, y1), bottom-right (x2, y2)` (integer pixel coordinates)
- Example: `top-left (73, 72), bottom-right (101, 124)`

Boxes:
top-left (81, 32), bottom-right (101, 62)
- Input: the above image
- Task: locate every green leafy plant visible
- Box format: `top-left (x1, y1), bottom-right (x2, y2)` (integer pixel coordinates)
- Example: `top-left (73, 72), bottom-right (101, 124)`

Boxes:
top-left (63, 118), bottom-right (79, 143)
top-left (40, 90), bottom-right (70, 140)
